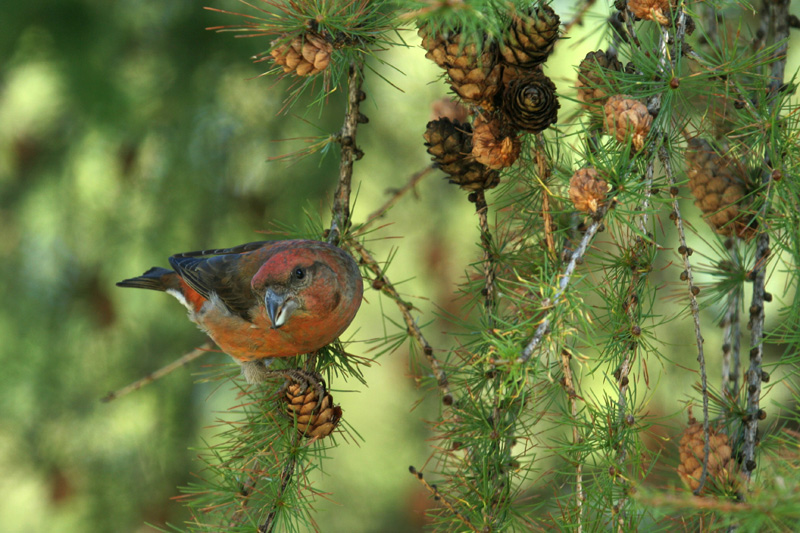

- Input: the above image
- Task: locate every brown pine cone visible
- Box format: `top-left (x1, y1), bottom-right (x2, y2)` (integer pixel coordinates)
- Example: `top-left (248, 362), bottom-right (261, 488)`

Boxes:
top-left (576, 50), bottom-right (623, 117)
top-left (569, 168), bottom-right (608, 213)
top-left (628, 0), bottom-right (671, 24)
top-left (500, 5), bottom-right (560, 68)
top-left (677, 410), bottom-right (739, 493)
top-left (501, 72), bottom-right (559, 133)
top-left (419, 27), bottom-right (502, 105)
top-left (270, 33), bottom-right (332, 77)
top-left (424, 118), bottom-right (500, 191)
top-left (283, 378), bottom-right (342, 439)
top-left (685, 138), bottom-right (755, 239)
top-left (471, 114), bottom-right (521, 169)
top-left (603, 95), bottom-right (652, 151)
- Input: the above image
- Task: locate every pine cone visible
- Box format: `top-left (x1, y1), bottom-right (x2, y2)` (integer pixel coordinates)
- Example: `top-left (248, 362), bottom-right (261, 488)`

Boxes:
top-left (604, 95), bottom-right (652, 151)
top-left (501, 72), bottom-right (559, 133)
top-left (472, 114), bottom-right (521, 169)
top-left (628, 0), bottom-right (671, 24)
top-left (419, 27), bottom-right (502, 105)
top-left (576, 50), bottom-right (623, 117)
top-left (677, 410), bottom-right (739, 493)
top-left (283, 378), bottom-right (342, 439)
top-left (500, 5), bottom-right (560, 68)
top-left (685, 138), bottom-right (755, 239)
top-left (569, 168), bottom-right (608, 213)
top-left (424, 118), bottom-right (500, 191)
top-left (270, 33), bottom-right (332, 76)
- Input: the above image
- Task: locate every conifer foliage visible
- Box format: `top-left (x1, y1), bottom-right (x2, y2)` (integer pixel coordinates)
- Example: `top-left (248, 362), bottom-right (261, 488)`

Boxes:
top-left (156, 0), bottom-right (800, 531)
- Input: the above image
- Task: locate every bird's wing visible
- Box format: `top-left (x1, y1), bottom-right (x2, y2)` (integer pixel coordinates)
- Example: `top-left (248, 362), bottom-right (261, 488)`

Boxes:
top-left (168, 241), bottom-right (276, 321)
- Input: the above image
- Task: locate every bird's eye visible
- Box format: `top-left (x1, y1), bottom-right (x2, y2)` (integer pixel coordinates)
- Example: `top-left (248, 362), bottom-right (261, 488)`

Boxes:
top-left (294, 267), bottom-right (305, 280)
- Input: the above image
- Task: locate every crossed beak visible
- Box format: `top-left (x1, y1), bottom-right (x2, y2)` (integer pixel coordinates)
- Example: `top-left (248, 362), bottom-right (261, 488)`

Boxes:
top-left (265, 289), bottom-right (297, 329)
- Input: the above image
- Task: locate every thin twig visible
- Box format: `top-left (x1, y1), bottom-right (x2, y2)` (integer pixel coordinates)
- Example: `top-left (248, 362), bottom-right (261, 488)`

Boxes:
top-left (356, 165), bottom-right (435, 235)
top-left (350, 239), bottom-right (452, 403)
top-left (517, 213), bottom-right (605, 364)
top-left (409, 466), bottom-right (480, 533)
top-left (260, 455), bottom-right (298, 533)
top-left (101, 342), bottom-right (215, 402)
top-left (328, 61), bottom-right (364, 246)
top-left (661, 145), bottom-right (711, 494)
top-left (473, 190), bottom-right (495, 321)
top-left (563, 0), bottom-right (598, 34)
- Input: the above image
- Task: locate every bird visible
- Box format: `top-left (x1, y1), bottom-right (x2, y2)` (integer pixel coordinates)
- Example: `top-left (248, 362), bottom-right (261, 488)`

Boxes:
top-left (117, 240), bottom-right (363, 383)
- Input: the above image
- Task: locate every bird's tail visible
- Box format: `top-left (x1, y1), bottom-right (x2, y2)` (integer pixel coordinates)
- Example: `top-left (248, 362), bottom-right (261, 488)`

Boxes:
top-left (116, 267), bottom-right (176, 291)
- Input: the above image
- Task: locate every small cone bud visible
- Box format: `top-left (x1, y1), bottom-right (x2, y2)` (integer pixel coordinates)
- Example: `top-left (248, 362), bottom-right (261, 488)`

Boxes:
top-left (271, 33), bottom-right (332, 77)
top-left (604, 95), bottom-right (652, 151)
top-left (569, 168), bottom-right (608, 213)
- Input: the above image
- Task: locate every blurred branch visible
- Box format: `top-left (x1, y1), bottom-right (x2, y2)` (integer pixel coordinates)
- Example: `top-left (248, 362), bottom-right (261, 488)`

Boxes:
top-left (349, 239), bottom-right (452, 404)
top-left (409, 466), bottom-right (479, 532)
top-left (101, 341), bottom-right (215, 403)
top-left (722, 239), bottom-right (742, 396)
top-left (355, 165), bottom-right (435, 235)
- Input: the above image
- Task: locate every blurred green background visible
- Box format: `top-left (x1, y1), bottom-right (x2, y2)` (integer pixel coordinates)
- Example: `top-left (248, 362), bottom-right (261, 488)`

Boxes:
top-left (2, 1), bottom-right (799, 532)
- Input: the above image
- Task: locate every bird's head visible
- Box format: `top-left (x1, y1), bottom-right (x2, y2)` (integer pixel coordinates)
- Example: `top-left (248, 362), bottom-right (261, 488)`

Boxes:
top-left (250, 241), bottom-right (363, 333)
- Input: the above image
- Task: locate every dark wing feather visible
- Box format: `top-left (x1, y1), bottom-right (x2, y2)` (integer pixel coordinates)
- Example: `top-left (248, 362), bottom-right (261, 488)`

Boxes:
top-left (171, 241), bottom-right (271, 259)
top-left (169, 242), bottom-right (274, 320)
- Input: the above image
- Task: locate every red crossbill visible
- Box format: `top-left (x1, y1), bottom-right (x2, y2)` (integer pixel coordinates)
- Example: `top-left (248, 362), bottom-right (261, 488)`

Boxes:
top-left (117, 240), bottom-right (363, 382)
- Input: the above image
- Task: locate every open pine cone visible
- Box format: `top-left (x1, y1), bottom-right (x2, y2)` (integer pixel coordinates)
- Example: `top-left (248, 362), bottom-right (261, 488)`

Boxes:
top-left (270, 33), bottom-right (332, 77)
top-left (424, 118), bottom-right (500, 191)
top-left (628, 0), bottom-right (671, 25)
top-left (569, 167), bottom-right (608, 213)
top-left (501, 72), bottom-right (559, 133)
top-left (677, 410), bottom-right (740, 494)
top-left (604, 95), bottom-right (652, 151)
top-left (685, 138), bottom-right (756, 239)
top-left (471, 114), bottom-right (521, 169)
top-left (283, 375), bottom-right (342, 439)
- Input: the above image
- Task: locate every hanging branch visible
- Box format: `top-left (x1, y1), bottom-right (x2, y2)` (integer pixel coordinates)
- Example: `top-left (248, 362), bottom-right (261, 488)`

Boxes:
top-left (328, 61), bottom-right (365, 247)
top-left (349, 239), bottom-right (452, 403)
top-left (517, 212), bottom-right (605, 364)
top-left (472, 190), bottom-right (496, 320)
top-left (560, 349), bottom-right (584, 532)
top-left (721, 238), bottom-right (742, 396)
top-left (742, 0), bottom-right (789, 480)
top-left (661, 144), bottom-right (711, 494)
